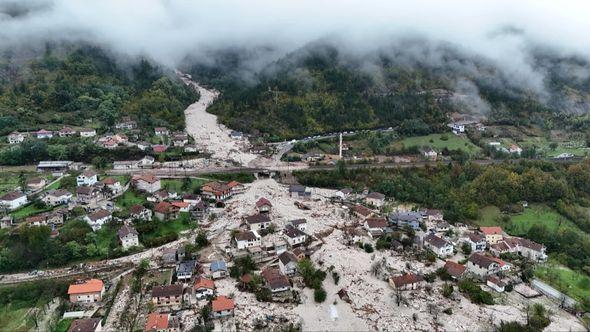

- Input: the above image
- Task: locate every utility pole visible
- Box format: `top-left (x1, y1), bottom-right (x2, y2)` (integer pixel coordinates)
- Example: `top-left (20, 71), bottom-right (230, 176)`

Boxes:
top-left (339, 132), bottom-right (343, 159)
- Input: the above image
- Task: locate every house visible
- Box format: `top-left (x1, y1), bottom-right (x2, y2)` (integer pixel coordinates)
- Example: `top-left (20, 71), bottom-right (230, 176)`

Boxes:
top-left (466, 253), bottom-right (500, 278)
top-left (79, 128), bottom-right (97, 137)
top-left (389, 273), bottom-right (425, 291)
top-left (154, 201), bottom-right (181, 221)
top-left (464, 232), bottom-right (487, 252)
top-left (0, 191), bottom-right (28, 210)
top-left (255, 197), bottom-right (272, 213)
top-left (422, 209), bottom-right (444, 222)
top-left (113, 160), bottom-right (140, 170)
top-left (333, 188), bottom-right (352, 200)
top-left (421, 148), bottom-right (438, 161)
top-left (480, 226), bottom-right (503, 245)
top-left (284, 225), bottom-right (307, 247)
top-left (443, 260), bottom-right (466, 280)
top-left (76, 186), bottom-right (101, 205)
top-left (278, 251), bottom-right (298, 276)
top-left (227, 181), bottom-right (245, 195)
top-left (69, 318), bottom-right (102, 332)
top-left (261, 267), bottom-right (291, 293)
top-left (292, 247), bottom-right (306, 261)
top-left (8, 131), bottom-right (25, 144)
top-left (68, 279), bottom-right (105, 303)
top-left (152, 145), bottom-right (168, 153)
top-left (194, 278), bottom-right (215, 300)
top-left (115, 119), bottom-right (137, 130)
top-left (118, 225), bottom-right (139, 250)
top-left (172, 133), bottom-right (189, 147)
top-left (183, 194), bottom-right (201, 206)
top-left (435, 221), bottom-right (451, 233)
top-left (516, 238), bottom-right (547, 262)
top-left (290, 219), bottom-right (307, 232)
top-left (230, 130), bottom-right (243, 140)
top-left (152, 285), bottom-right (183, 306)
top-left (102, 178), bottom-right (123, 194)
top-left (288, 184), bottom-right (311, 200)
top-left (153, 190), bottom-right (170, 202)
top-left (509, 144), bottom-right (523, 155)
top-left (26, 177), bottom-right (46, 191)
top-left (486, 276), bottom-right (506, 293)
top-left (423, 234), bottom-right (454, 257)
top-left (101, 137), bottom-right (119, 148)
top-left (190, 201), bottom-right (209, 220)
top-left (234, 230), bottom-right (261, 250)
top-left (59, 127), bottom-right (76, 137)
top-left (184, 145), bottom-right (198, 153)
top-left (365, 192), bottom-right (386, 208)
top-left (352, 205), bottom-right (374, 220)
top-left (129, 204), bottom-right (152, 221)
top-left (210, 260), bottom-right (228, 279)
top-left (36, 129), bottom-right (53, 139)
top-left (85, 209), bottom-right (112, 231)
top-left (144, 313), bottom-right (180, 332)
top-left (176, 260), bottom-right (197, 282)
top-left (245, 213), bottom-right (271, 232)
top-left (37, 160), bottom-right (73, 175)
top-left (212, 296), bottom-right (235, 318)
top-left (201, 182), bottom-right (231, 201)
top-left (162, 248), bottom-right (178, 265)
top-left (133, 174), bottom-right (162, 193)
top-left (154, 127), bottom-right (170, 136)
top-left (449, 122), bottom-right (465, 134)
top-left (171, 201), bottom-right (190, 213)
top-left (364, 217), bottom-right (388, 238)
top-left (77, 170), bottom-right (98, 187)
top-left (389, 211), bottom-right (421, 231)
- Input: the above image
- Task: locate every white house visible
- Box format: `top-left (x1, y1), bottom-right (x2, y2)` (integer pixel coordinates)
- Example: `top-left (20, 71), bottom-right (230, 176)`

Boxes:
top-left (284, 225), bottom-right (307, 247)
top-left (509, 144), bottom-right (523, 155)
top-left (133, 174), bottom-right (161, 193)
top-left (36, 129), bottom-right (53, 139)
top-left (8, 131), bottom-right (25, 144)
top-left (129, 204), bottom-right (152, 221)
top-left (365, 192), bottom-right (386, 208)
top-left (464, 232), bottom-right (487, 252)
top-left (117, 225), bottom-right (139, 250)
top-left (210, 260), bottom-right (228, 279)
top-left (77, 170), bottom-right (98, 187)
top-left (234, 230), bottom-right (261, 250)
top-left (79, 128), bottom-right (97, 138)
top-left (154, 127), bottom-right (170, 136)
top-left (486, 276), bottom-right (506, 293)
top-left (84, 209), bottom-right (112, 231)
top-left (278, 251), bottom-right (298, 276)
top-left (43, 189), bottom-right (73, 206)
top-left (290, 219), bottom-right (307, 232)
top-left (449, 123), bottom-right (465, 134)
top-left (332, 188), bottom-right (352, 200)
top-left (194, 278), bottom-right (215, 300)
top-left (245, 214), bottom-right (271, 232)
top-left (212, 296), bottom-right (234, 318)
top-left (466, 253), bottom-right (500, 278)
top-left (0, 191), bottom-right (28, 210)
top-left (423, 234), bottom-right (454, 257)
top-left (422, 148), bottom-right (438, 161)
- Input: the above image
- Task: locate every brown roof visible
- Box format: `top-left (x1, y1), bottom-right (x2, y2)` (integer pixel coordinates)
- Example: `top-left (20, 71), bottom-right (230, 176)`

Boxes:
top-left (366, 192), bottom-right (385, 200)
top-left (352, 205), bottom-right (373, 217)
top-left (480, 226), bottom-right (503, 235)
top-left (47, 189), bottom-right (71, 197)
top-left (278, 251), bottom-right (298, 265)
top-left (487, 275), bottom-right (506, 287)
top-left (154, 201), bottom-right (173, 214)
top-left (467, 232), bottom-right (485, 243)
top-left (517, 237), bottom-right (544, 251)
top-left (261, 267), bottom-right (291, 290)
top-left (235, 231), bottom-right (259, 242)
top-left (212, 296), bottom-right (235, 312)
top-left (87, 209), bottom-right (111, 222)
top-left (227, 181), bottom-right (242, 188)
top-left (245, 213), bottom-right (270, 224)
top-left (102, 177), bottom-right (118, 185)
top-left (0, 191), bottom-right (25, 201)
top-left (69, 318), bottom-right (101, 332)
top-left (365, 217), bottom-right (388, 229)
top-left (76, 186), bottom-right (97, 195)
top-left (152, 284), bottom-right (183, 298)
top-left (468, 253), bottom-right (498, 269)
top-left (144, 313), bottom-right (169, 332)
top-left (134, 174), bottom-right (159, 184)
top-left (117, 225), bottom-right (138, 238)
top-left (424, 234), bottom-right (451, 249)
top-left (129, 204), bottom-right (147, 215)
top-left (390, 273), bottom-right (424, 288)
top-left (194, 278), bottom-right (215, 290)
top-left (68, 279), bottom-right (104, 295)
top-left (284, 225), bottom-right (306, 238)
top-left (444, 261), bottom-right (466, 278)
top-left (256, 197), bottom-right (272, 208)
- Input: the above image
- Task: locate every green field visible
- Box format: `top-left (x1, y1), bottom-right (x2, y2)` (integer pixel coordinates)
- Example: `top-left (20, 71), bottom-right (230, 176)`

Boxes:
top-left (161, 178), bottom-right (208, 193)
top-left (45, 179), bottom-right (61, 191)
top-left (95, 227), bottom-right (118, 254)
top-left (116, 190), bottom-right (147, 212)
top-left (53, 318), bottom-right (73, 332)
top-left (10, 204), bottom-right (52, 220)
top-left (0, 305), bottom-right (34, 331)
top-left (140, 216), bottom-right (195, 243)
top-left (397, 134), bottom-right (482, 156)
top-left (535, 263), bottom-right (590, 308)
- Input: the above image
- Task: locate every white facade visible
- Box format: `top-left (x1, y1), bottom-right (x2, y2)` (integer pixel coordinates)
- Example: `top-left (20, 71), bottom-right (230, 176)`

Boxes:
top-left (85, 214), bottom-right (112, 231)
top-left (136, 178), bottom-right (161, 193)
top-left (120, 233), bottom-right (139, 250)
top-left (80, 129), bottom-right (97, 137)
top-left (0, 193), bottom-right (28, 210)
top-left (8, 132), bottom-right (24, 144)
top-left (77, 173), bottom-right (98, 187)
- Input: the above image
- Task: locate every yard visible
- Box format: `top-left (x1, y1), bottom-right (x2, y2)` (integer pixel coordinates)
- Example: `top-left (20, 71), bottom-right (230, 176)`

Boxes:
top-left (53, 318), bottom-right (73, 332)
top-left (395, 134), bottom-right (482, 156)
top-left (116, 190), bottom-right (147, 212)
top-left (10, 203), bottom-right (53, 220)
top-left (535, 262), bottom-right (590, 308)
top-left (0, 305), bottom-right (34, 332)
top-left (138, 216), bottom-right (196, 247)
top-left (161, 178), bottom-right (208, 193)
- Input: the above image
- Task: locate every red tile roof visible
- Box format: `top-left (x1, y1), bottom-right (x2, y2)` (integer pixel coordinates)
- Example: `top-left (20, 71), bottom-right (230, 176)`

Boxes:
top-left (390, 273), bottom-right (424, 288)
top-left (68, 279), bottom-right (104, 295)
top-left (212, 296), bottom-right (235, 312)
top-left (480, 226), bottom-right (503, 235)
top-left (256, 197), bottom-right (272, 208)
top-left (194, 278), bottom-right (215, 290)
top-left (444, 260), bottom-right (466, 278)
top-left (144, 313), bottom-right (169, 331)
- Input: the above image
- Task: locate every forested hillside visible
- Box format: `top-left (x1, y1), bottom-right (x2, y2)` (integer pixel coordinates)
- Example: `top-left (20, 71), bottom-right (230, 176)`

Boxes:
top-left (186, 42), bottom-right (590, 140)
top-left (0, 45), bottom-right (198, 136)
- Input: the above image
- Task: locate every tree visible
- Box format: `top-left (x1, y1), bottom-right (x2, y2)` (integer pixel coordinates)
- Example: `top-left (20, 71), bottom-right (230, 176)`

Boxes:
top-left (461, 242), bottom-right (472, 255)
top-left (314, 288), bottom-right (327, 303)
top-left (195, 232), bottom-right (209, 249)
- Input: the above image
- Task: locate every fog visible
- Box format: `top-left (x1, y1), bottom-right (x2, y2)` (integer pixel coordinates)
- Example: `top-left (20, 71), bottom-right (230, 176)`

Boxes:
top-left (1, 0), bottom-right (590, 96)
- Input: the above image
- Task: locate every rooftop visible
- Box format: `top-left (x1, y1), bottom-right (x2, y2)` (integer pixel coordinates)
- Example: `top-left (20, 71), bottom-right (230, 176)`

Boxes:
top-left (68, 279), bottom-right (104, 295)
top-left (212, 296), bottom-right (235, 312)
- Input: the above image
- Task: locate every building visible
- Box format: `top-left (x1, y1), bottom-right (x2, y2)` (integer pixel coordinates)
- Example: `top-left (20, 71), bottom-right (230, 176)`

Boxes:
top-left (37, 160), bottom-right (73, 175)
top-left (144, 313), bottom-right (180, 332)
top-left (68, 318), bottom-right (102, 332)
top-left (422, 209), bottom-right (444, 222)
top-left (365, 192), bottom-right (386, 208)
top-left (290, 219), bottom-right (307, 232)
top-left (230, 130), bottom-right (243, 140)
top-left (176, 260), bottom-right (197, 282)
top-left (516, 238), bottom-right (547, 262)
top-left (212, 296), bottom-right (235, 318)
top-left (85, 209), bottom-right (112, 231)
top-left (68, 279), bottom-right (105, 303)
top-left (79, 128), bottom-right (97, 137)
top-left (466, 253), bottom-right (500, 278)
top-left (210, 260), bottom-right (228, 279)
top-left (352, 205), bottom-right (374, 220)
top-left (191, 201), bottom-right (209, 220)
top-left (194, 278), bottom-right (215, 300)
top-left (389, 273), bottom-right (425, 291)
top-left (133, 174), bottom-right (161, 193)
top-left (509, 144), bottom-right (523, 155)
top-left (115, 119), bottom-right (137, 130)
top-left (36, 129), bottom-right (53, 139)
top-left (154, 202), bottom-right (180, 221)
top-left (255, 197), bottom-right (272, 213)
top-left (152, 285), bottom-right (183, 306)
top-left (118, 225), bottom-right (139, 250)
top-left (364, 217), bottom-right (388, 238)
top-left (102, 178), bottom-right (123, 194)
top-left (245, 214), bottom-right (271, 232)
top-left (464, 232), bottom-right (487, 252)
top-left (480, 226), bottom-right (503, 245)
top-left (154, 127), bottom-right (170, 136)
top-left (26, 177), bottom-right (46, 191)
top-left (152, 145), bottom-right (168, 153)
top-left (59, 127), bottom-right (76, 137)
top-left (201, 182), bottom-right (231, 201)
top-left (130, 204), bottom-right (152, 221)
top-left (8, 131), bottom-right (25, 144)
top-left (389, 211), bottom-right (421, 231)
top-left (261, 267), bottom-right (291, 294)
top-left (278, 251), bottom-right (298, 276)
top-left (0, 191), bottom-right (28, 210)
top-left (443, 260), bottom-right (466, 280)
top-left (227, 181), bottom-right (245, 195)
top-left (172, 133), bottom-right (189, 147)
top-left (421, 148), bottom-right (438, 161)
top-left (77, 170), bottom-right (98, 187)
top-left (333, 188), bottom-right (353, 200)
top-left (284, 225), bottom-right (307, 247)
top-left (449, 122), bottom-right (465, 134)
top-left (76, 186), bottom-right (102, 205)
top-left (423, 234), bottom-right (454, 257)
top-left (486, 276), bottom-right (506, 293)
top-left (288, 184), bottom-right (311, 200)
top-left (234, 230), bottom-right (261, 250)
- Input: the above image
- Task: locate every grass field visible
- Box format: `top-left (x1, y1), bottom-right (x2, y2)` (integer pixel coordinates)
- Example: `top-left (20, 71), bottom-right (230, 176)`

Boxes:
top-left (53, 318), bottom-right (73, 332)
top-left (10, 204), bottom-right (52, 220)
top-left (141, 217), bottom-right (195, 243)
top-left (396, 134), bottom-right (482, 156)
top-left (116, 190), bottom-right (147, 212)
top-left (45, 179), bottom-right (61, 191)
top-left (535, 263), bottom-right (590, 307)
top-left (161, 178), bottom-right (208, 193)
top-left (95, 227), bottom-right (118, 254)
top-left (0, 305), bottom-right (34, 332)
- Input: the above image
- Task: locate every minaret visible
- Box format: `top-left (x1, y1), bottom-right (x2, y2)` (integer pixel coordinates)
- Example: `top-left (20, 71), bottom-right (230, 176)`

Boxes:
top-left (339, 132), bottom-right (343, 159)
